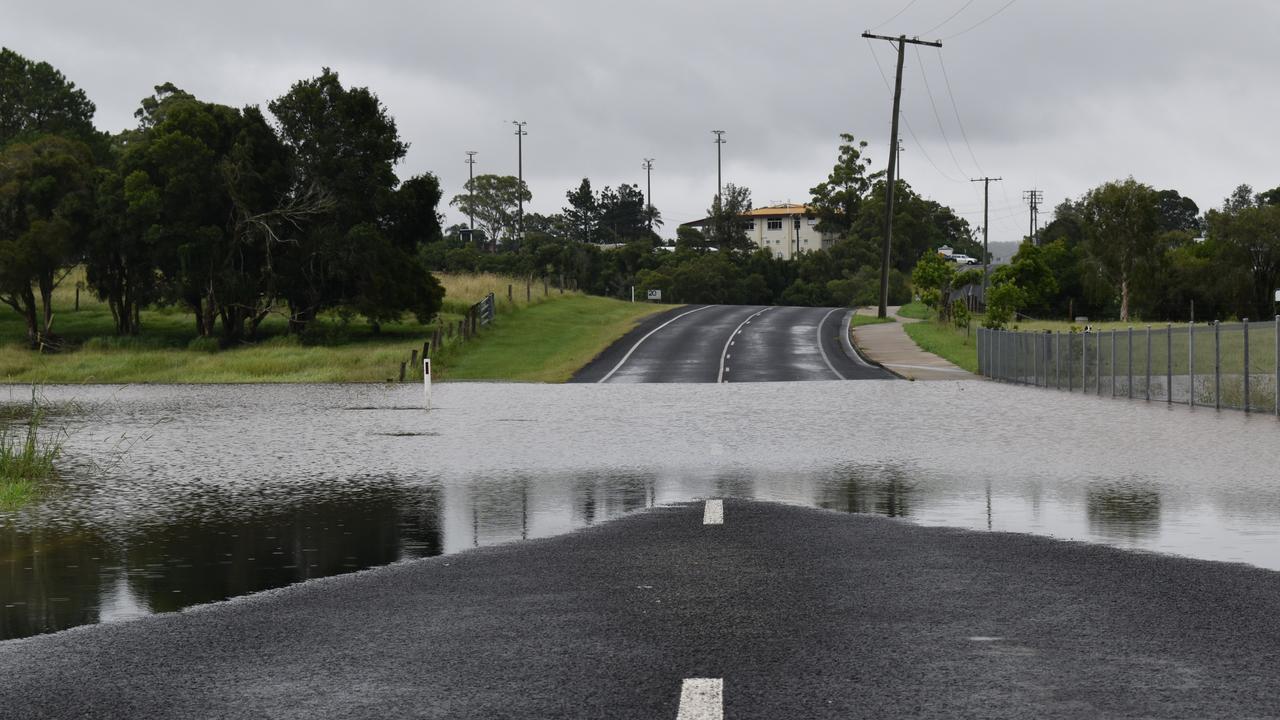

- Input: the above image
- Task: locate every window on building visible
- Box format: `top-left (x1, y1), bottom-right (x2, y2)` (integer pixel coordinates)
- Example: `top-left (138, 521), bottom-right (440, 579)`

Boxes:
top-left (807, 217), bottom-right (817, 226)
top-left (767, 219), bottom-right (783, 230)
top-left (745, 220), bottom-right (755, 230)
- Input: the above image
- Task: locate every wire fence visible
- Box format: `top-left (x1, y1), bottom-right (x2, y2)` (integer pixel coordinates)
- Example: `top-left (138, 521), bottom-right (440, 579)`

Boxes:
top-left (977, 318), bottom-right (1280, 415)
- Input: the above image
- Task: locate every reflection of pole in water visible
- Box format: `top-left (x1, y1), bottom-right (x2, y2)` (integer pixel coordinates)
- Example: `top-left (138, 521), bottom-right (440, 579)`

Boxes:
top-left (521, 479), bottom-right (528, 541)
top-left (472, 504), bottom-right (479, 548)
top-left (986, 479), bottom-right (992, 531)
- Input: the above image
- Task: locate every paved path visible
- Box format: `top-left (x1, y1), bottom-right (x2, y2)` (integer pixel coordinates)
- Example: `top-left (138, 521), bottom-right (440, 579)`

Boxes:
top-left (851, 306), bottom-right (973, 380)
top-left (572, 305), bottom-right (892, 383)
top-left (4, 500), bottom-right (1280, 719)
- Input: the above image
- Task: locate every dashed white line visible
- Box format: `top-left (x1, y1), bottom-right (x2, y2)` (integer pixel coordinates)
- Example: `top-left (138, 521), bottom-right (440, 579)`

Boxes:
top-left (597, 305), bottom-right (713, 383)
top-left (676, 678), bottom-right (723, 719)
top-left (703, 499), bottom-right (723, 525)
top-left (717, 307), bottom-right (771, 383)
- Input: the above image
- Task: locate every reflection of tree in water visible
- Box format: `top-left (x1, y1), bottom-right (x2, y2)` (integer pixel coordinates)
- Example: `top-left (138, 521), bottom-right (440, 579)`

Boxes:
top-left (572, 473), bottom-right (654, 526)
top-left (0, 483), bottom-right (441, 640)
top-left (1086, 483), bottom-right (1161, 541)
top-left (817, 464), bottom-right (915, 518)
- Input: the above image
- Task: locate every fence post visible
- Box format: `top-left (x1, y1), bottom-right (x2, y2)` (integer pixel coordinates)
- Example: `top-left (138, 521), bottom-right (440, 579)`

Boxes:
top-left (410, 348), bottom-right (418, 371)
top-left (1275, 315), bottom-right (1279, 417)
top-left (1082, 330), bottom-right (1088, 392)
top-left (508, 284), bottom-right (513, 303)
top-left (1145, 325), bottom-right (1152, 402)
top-left (1111, 329), bottom-right (1117, 398)
top-left (1032, 331), bottom-right (1037, 386)
top-left (1095, 329), bottom-right (1101, 395)
top-left (1054, 332), bottom-right (1060, 389)
top-left (1067, 332), bottom-right (1074, 392)
top-left (1214, 320), bottom-right (1221, 411)
top-left (1189, 321), bottom-right (1195, 408)
top-left (1243, 318), bottom-right (1250, 413)
top-left (527, 277), bottom-right (532, 302)
top-left (1127, 327), bottom-right (1134, 399)
top-left (398, 361), bottom-right (406, 382)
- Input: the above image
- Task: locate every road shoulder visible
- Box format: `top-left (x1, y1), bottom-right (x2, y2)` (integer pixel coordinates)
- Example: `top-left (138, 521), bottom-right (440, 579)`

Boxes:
top-left (851, 306), bottom-right (974, 380)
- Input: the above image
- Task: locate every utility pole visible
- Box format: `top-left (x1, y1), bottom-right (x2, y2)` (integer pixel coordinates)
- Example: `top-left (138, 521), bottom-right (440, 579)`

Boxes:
top-left (642, 158), bottom-right (655, 231)
top-left (711, 130), bottom-right (726, 200)
top-left (971, 176), bottom-right (1002, 296)
top-left (1023, 188), bottom-right (1044, 245)
top-left (464, 150), bottom-right (477, 233)
top-left (512, 121), bottom-right (527, 243)
top-left (862, 32), bottom-right (942, 318)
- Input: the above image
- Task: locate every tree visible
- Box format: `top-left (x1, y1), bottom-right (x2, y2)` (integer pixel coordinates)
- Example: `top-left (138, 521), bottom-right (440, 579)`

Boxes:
top-left (562, 178), bottom-right (598, 243)
top-left (1206, 202), bottom-right (1280, 320)
top-left (910, 249), bottom-right (955, 313)
top-left (808, 133), bottom-right (882, 237)
top-left (0, 135), bottom-right (96, 346)
top-left (597, 184), bottom-right (648, 243)
top-left (1080, 178), bottom-right (1160, 321)
top-left (0, 48), bottom-right (96, 148)
top-left (85, 162), bottom-right (163, 335)
top-left (1153, 189), bottom-right (1200, 234)
top-left (449, 174), bottom-right (530, 248)
top-left (704, 183), bottom-right (752, 252)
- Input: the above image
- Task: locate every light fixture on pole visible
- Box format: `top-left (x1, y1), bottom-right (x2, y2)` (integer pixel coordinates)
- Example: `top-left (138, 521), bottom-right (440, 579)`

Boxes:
top-left (642, 158), bottom-right (655, 231)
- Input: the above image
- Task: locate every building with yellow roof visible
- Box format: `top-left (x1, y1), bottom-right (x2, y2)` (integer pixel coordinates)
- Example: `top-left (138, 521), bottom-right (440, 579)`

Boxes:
top-left (680, 203), bottom-right (839, 260)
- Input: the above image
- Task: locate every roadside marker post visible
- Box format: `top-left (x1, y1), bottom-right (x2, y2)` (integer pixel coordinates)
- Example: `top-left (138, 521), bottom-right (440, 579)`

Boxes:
top-left (423, 358), bottom-right (432, 410)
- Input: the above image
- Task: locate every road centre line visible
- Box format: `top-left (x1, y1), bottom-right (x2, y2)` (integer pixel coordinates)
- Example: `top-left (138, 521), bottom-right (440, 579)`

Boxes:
top-left (676, 678), bottom-right (724, 719)
top-left (717, 307), bottom-right (771, 383)
top-left (816, 307), bottom-right (847, 380)
top-left (703, 499), bottom-right (723, 525)
top-left (597, 305), bottom-right (713, 383)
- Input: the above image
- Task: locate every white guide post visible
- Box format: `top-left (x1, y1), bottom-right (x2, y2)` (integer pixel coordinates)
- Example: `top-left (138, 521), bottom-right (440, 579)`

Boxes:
top-left (423, 358), bottom-right (432, 410)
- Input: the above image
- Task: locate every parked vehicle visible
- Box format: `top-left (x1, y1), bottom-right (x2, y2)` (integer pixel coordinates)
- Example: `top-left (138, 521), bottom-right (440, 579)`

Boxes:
top-left (949, 253), bottom-right (979, 265)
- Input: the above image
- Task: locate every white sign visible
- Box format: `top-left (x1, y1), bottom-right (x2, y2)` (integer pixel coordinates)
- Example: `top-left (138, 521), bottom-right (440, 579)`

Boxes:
top-left (1275, 289), bottom-right (1280, 303)
top-left (647, 289), bottom-right (662, 301)
top-left (423, 358), bottom-right (432, 410)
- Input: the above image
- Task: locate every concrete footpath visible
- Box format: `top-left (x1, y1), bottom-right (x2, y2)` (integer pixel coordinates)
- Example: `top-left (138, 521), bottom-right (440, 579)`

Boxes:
top-left (4, 500), bottom-right (1280, 719)
top-left (851, 305), bottom-right (973, 380)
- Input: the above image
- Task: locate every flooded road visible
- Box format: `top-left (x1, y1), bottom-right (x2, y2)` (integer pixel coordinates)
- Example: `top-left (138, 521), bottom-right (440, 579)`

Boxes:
top-left (3, 380), bottom-right (1279, 640)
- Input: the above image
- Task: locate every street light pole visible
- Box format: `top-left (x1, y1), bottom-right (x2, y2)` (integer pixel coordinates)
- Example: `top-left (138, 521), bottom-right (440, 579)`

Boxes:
top-left (464, 150), bottom-right (477, 232)
top-left (711, 130), bottom-right (726, 200)
top-left (512, 121), bottom-right (527, 243)
top-left (642, 158), bottom-right (655, 231)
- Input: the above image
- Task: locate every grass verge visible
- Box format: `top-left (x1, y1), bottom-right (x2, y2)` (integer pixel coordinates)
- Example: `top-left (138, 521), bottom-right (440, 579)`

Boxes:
top-left (896, 301), bottom-right (932, 320)
top-left (902, 320), bottom-right (979, 373)
top-left (850, 314), bottom-right (895, 327)
top-left (0, 395), bottom-right (62, 509)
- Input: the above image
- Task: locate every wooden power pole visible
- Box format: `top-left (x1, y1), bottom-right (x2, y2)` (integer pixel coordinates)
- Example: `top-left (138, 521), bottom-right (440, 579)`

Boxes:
top-left (972, 176), bottom-right (1002, 296)
top-left (863, 32), bottom-right (941, 318)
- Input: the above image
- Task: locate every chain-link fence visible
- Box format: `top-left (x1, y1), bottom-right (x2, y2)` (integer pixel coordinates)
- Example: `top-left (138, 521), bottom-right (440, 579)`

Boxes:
top-left (977, 318), bottom-right (1280, 414)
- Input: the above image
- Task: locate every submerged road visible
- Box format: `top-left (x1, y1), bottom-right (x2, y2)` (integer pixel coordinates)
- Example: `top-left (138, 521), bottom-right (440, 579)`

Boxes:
top-left (572, 304), bottom-right (893, 383)
top-left (4, 500), bottom-right (1280, 719)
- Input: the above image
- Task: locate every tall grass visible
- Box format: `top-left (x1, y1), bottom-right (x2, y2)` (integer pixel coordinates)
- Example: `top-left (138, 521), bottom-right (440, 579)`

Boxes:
top-left (0, 394), bottom-right (62, 509)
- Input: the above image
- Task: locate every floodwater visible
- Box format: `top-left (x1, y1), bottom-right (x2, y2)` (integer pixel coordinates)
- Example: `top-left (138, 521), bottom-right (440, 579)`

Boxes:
top-left (3, 380), bottom-right (1280, 641)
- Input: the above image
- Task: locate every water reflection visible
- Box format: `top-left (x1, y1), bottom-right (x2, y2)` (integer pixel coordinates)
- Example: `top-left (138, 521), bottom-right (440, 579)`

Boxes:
top-left (4, 380), bottom-right (1280, 641)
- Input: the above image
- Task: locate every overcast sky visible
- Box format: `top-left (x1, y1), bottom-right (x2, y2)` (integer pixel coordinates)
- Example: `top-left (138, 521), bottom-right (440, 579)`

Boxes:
top-left (7, 1), bottom-right (1280, 245)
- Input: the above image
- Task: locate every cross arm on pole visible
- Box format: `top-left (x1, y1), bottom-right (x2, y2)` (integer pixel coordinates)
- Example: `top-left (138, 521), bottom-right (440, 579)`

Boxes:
top-left (861, 32), bottom-right (942, 48)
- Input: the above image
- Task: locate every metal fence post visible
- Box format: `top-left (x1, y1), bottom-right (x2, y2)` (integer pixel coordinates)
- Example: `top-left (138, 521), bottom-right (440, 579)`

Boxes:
top-left (1127, 327), bottom-right (1134, 399)
top-left (1110, 329), bottom-right (1117, 398)
top-left (1275, 315), bottom-right (1279, 417)
top-left (1243, 318), bottom-right (1250, 413)
top-left (1145, 325), bottom-right (1152, 402)
top-left (1214, 320), bottom-right (1221, 411)
top-left (1068, 332), bottom-right (1074, 392)
top-left (1054, 332), bottom-right (1060, 389)
top-left (1189, 321), bottom-right (1195, 408)
top-left (1166, 323), bottom-right (1172, 404)
top-left (1081, 330), bottom-right (1088, 392)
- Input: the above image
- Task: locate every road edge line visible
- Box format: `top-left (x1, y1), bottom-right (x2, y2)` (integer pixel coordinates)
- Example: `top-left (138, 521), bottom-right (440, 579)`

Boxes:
top-left (598, 305), bottom-right (713, 383)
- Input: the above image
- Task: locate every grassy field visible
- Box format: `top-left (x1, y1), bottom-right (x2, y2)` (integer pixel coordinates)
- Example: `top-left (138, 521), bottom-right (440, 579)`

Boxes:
top-left (0, 271), bottom-right (668, 383)
top-left (902, 320), bottom-right (980, 373)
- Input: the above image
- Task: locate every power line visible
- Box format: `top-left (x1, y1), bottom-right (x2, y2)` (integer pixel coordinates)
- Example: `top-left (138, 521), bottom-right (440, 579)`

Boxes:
top-left (935, 51), bottom-right (984, 176)
top-left (865, 39), bottom-right (964, 184)
top-left (914, 45), bottom-right (967, 179)
top-left (921, 0), bottom-right (976, 36)
top-left (869, 0), bottom-right (921, 32)
top-left (944, 0), bottom-right (1019, 40)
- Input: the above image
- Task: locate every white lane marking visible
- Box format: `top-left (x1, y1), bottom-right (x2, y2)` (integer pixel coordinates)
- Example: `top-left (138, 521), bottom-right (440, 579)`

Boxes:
top-left (717, 307), bottom-right (771, 383)
top-left (598, 305), bottom-right (714, 383)
top-left (703, 499), bottom-right (723, 525)
top-left (840, 310), bottom-right (877, 368)
top-left (816, 307), bottom-right (847, 380)
top-left (676, 678), bottom-right (723, 719)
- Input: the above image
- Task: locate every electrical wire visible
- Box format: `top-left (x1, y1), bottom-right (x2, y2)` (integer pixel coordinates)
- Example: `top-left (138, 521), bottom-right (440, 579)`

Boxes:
top-left (936, 51), bottom-right (984, 176)
top-left (944, 0), bottom-right (1019, 40)
top-left (921, 0), bottom-right (975, 36)
top-left (865, 39), bottom-right (965, 184)
top-left (869, 0), bottom-right (920, 32)
top-left (914, 45), bottom-right (968, 179)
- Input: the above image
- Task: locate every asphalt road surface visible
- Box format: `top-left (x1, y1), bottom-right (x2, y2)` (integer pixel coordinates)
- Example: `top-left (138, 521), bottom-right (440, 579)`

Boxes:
top-left (4, 500), bottom-right (1280, 719)
top-left (572, 304), bottom-right (893, 383)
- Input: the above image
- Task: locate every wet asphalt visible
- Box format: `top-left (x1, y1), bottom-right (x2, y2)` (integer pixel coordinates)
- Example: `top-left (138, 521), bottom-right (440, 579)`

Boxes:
top-left (4, 499), bottom-right (1280, 719)
top-left (571, 304), bottom-right (893, 382)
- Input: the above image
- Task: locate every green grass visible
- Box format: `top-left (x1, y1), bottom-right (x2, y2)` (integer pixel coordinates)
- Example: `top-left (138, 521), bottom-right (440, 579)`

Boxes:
top-left (896, 301), bottom-right (932, 320)
top-left (437, 296), bottom-right (674, 382)
top-left (0, 270), bottom-right (662, 383)
top-left (902, 320), bottom-right (979, 373)
top-left (850, 314), bottom-right (895, 327)
top-left (0, 395), bottom-right (62, 509)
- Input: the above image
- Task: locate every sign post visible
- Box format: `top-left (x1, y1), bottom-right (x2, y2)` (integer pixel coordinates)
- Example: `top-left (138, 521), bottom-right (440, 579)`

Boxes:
top-left (647, 289), bottom-right (662, 302)
top-left (423, 358), bottom-right (432, 410)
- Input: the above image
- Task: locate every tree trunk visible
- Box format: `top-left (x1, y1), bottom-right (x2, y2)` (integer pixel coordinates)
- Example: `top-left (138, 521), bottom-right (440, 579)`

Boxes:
top-left (1119, 276), bottom-right (1130, 323)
